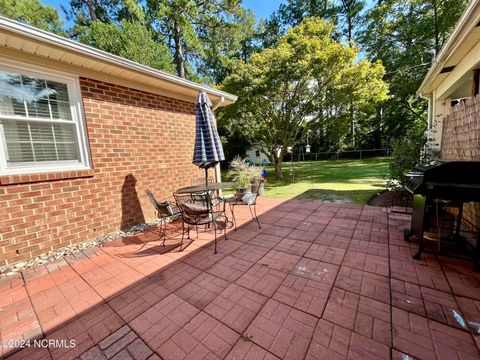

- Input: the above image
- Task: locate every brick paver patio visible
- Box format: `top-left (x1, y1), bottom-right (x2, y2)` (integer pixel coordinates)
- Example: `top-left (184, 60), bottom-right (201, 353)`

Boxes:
top-left (1, 199), bottom-right (480, 359)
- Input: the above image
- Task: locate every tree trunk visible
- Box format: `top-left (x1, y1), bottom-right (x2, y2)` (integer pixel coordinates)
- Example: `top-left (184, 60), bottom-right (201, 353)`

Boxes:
top-left (173, 21), bottom-right (185, 78)
top-left (86, 0), bottom-right (98, 22)
top-left (274, 158), bottom-right (283, 180)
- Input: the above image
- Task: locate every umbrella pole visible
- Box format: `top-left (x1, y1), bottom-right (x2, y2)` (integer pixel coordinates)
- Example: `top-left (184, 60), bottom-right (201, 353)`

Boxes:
top-left (205, 168), bottom-right (208, 186)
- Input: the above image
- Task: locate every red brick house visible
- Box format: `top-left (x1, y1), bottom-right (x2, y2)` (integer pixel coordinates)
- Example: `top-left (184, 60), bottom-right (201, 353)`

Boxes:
top-left (0, 16), bottom-right (237, 267)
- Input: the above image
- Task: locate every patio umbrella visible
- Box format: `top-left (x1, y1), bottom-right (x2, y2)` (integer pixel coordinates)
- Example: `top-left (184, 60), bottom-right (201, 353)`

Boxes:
top-left (193, 91), bottom-right (225, 185)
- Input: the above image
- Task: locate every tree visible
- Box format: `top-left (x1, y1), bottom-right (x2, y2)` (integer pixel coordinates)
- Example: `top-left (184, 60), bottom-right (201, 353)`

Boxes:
top-left (196, 7), bottom-right (257, 84)
top-left (80, 20), bottom-right (175, 72)
top-left (0, 0), bottom-right (63, 33)
top-left (359, 0), bottom-right (468, 143)
top-left (221, 18), bottom-right (388, 179)
top-left (146, 0), bottom-right (241, 79)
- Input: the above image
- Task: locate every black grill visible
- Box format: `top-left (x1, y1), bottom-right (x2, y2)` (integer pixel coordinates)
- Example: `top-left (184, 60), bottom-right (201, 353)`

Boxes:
top-left (403, 160), bottom-right (480, 269)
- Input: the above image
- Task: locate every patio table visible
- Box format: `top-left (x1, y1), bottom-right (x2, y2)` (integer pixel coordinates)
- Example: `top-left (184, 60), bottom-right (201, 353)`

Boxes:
top-left (175, 181), bottom-right (235, 194)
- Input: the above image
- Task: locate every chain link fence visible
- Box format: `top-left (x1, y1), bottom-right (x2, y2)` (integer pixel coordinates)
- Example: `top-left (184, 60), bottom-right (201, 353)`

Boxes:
top-left (288, 148), bottom-right (392, 162)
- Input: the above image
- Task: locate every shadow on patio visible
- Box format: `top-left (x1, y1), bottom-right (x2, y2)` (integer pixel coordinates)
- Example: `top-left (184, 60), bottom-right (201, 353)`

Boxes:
top-left (1, 196), bottom-right (480, 360)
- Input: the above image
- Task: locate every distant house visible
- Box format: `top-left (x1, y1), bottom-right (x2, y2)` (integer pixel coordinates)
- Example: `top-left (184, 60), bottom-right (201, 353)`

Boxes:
top-left (246, 148), bottom-right (270, 165)
top-left (417, 0), bottom-right (480, 152)
top-left (0, 16), bottom-right (236, 267)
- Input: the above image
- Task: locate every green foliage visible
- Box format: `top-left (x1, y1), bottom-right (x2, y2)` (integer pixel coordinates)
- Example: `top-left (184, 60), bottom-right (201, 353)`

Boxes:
top-left (222, 18), bottom-right (388, 179)
top-left (227, 156), bottom-right (262, 189)
top-left (0, 0), bottom-right (63, 33)
top-left (359, 0), bottom-right (468, 145)
top-left (389, 122), bottom-right (427, 185)
top-left (80, 20), bottom-right (175, 72)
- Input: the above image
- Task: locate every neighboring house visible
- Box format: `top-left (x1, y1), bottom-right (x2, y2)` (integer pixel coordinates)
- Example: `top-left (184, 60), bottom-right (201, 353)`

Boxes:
top-left (417, 0), bottom-right (480, 152)
top-left (0, 17), bottom-right (236, 267)
top-left (417, 0), bottom-right (480, 227)
top-left (246, 148), bottom-right (271, 165)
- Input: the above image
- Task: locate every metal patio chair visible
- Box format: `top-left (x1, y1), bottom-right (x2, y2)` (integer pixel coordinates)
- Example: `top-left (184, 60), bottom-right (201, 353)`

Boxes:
top-left (145, 189), bottom-right (180, 246)
top-left (173, 192), bottom-right (227, 254)
top-left (225, 180), bottom-right (264, 230)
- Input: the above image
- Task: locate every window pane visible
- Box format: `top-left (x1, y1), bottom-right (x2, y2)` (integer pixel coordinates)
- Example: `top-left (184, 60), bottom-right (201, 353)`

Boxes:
top-left (50, 100), bottom-right (72, 120)
top-left (5, 142), bottom-right (34, 163)
top-left (3, 120), bottom-right (80, 163)
top-left (0, 71), bottom-right (26, 116)
top-left (0, 70), bottom-right (73, 120)
top-left (47, 81), bottom-right (69, 102)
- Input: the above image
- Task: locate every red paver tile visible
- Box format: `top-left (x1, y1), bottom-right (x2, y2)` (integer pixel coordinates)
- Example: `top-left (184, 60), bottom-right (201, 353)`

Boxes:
top-left (206, 255), bottom-right (254, 282)
top-left (149, 262), bottom-right (202, 292)
top-left (390, 257), bottom-right (419, 284)
top-left (296, 221), bottom-right (327, 233)
top-left (157, 312), bottom-right (239, 360)
top-left (392, 349), bottom-right (419, 359)
top-left (349, 240), bottom-right (388, 257)
top-left (272, 274), bottom-right (331, 317)
top-left (342, 251), bottom-right (389, 276)
top-left (249, 234), bottom-right (283, 249)
top-left (46, 303), bottom-right (124, 360)
top-left (306, 318), bottom-right (390, 360)
top-left (285, 229), bottom-right (321, 243)
top-left (354, 296), bottom-right (391, 346)
top-left (304, 244), bottom-right (346, 265)
top-left (306, 319), bottom-right (351, 360)
top-left (227, 229), bottom-right (261, 243)
top-left (322, 288), bottom-right (359, 330)
top-left (273, 238), bottom-right (310, 257)
top-left (236, 264), bottom-right (287, 297)
top-left (225, 340), bottom-right (281, 360)
top-left (181, 247), bottom-right (227, 271)
top-left (246, 299), bottom-right (317, 360)
top-left (440, 256), bottom-right (480, 300)
top-left (420, 286), bottom-right (467, 330)
top-left (175, 272), bottom-right (230, 310)
top-left (392, 307), bottom-right (480, 360)
top-left (261, 225), bottom-right (293, 238)
top-left (205, 283), bottom-right (266, 332)
top-left (414, 255), bottom-right (451, 293)
top-left (456, 296), bottom-right (480, 334)
top-left (6, 346), bottom-right (52, 360)
top-left (257, 250), bottom-right (301, 273)
top-left (108, 279), bottom-right (171, 322)
top-left (230, 244), bottom-right (270, 263)
top-left (391, 278), bottom-right (425, 316)
top-left (292, 258), bottom-right (339, 285)
top-left (335, 266), bottom-right (390, 304)
top-left (130, 293), bottom-right (199, 351)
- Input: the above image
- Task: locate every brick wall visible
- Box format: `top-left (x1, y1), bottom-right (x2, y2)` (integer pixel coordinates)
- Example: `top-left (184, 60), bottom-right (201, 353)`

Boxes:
top-left (441, 95), bottom-right (480, 230)
top-left (0, 77), bottom-right (207, 267)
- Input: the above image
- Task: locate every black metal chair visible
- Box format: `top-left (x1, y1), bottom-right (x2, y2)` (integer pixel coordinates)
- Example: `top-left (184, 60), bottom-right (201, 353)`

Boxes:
top-left (145, 189), bottom-right (180, 246)
top-left (225, 180), bottom-right (264, 230)
top-left (173, 192), bottom-right (227, 253)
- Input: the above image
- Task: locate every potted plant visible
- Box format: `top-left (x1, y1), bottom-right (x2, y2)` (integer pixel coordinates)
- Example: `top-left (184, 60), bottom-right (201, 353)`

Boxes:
top-left (228, 156), bottom-right (263, 200)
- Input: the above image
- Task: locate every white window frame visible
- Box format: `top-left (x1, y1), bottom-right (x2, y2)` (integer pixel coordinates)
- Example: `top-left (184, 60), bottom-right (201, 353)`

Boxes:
top-left (0, 59), bottom-right (92, 175)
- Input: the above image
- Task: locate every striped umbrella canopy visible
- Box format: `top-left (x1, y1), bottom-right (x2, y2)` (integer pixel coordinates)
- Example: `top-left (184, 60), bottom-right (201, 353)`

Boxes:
top-left (193, 91), bottom-right (225, 184)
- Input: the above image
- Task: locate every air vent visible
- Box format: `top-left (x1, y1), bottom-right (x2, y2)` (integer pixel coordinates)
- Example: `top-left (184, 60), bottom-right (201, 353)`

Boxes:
top-left (440, 66), bottom-right (455, 74)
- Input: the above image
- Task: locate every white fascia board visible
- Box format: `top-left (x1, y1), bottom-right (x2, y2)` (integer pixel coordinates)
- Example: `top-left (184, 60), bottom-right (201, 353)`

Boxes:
top-left (417, 0), bottom-right (480, 97)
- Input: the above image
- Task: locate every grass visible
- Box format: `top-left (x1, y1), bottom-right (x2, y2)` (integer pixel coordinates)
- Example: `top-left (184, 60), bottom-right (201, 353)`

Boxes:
top-left (223, 157), bottom-right (391, 204)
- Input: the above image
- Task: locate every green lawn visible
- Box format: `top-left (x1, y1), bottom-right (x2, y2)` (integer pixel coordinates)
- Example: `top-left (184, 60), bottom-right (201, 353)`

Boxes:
top-left (223, 158), bottom-right (390, 204)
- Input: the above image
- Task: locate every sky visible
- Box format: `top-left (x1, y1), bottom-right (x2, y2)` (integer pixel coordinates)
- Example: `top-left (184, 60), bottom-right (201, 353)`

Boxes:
top-left (42, 0), bottom-right (284, 24)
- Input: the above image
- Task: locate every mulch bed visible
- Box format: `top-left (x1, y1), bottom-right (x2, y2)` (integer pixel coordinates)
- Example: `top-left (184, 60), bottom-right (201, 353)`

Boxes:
top-left (367, 189), bottom-right (412, 208)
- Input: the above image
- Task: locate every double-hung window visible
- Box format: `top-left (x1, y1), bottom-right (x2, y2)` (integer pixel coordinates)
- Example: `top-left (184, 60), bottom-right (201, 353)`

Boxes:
top-left (0, 62), bottom-right (91, 175)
